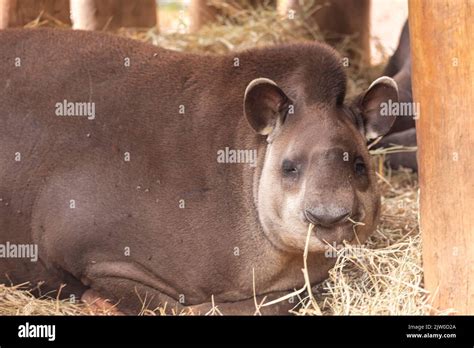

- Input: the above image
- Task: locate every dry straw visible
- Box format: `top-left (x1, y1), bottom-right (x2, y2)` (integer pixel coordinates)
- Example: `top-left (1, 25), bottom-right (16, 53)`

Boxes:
top-left (0, 3), bottom-right (444, 315)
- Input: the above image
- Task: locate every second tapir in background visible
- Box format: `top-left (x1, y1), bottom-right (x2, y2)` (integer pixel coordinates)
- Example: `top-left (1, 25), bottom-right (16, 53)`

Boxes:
top-left (375, 20), bottom-right (418, 171)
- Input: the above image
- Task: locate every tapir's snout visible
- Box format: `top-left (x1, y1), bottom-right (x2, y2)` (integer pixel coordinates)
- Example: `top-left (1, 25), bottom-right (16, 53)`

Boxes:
top-left (302, 176), bottom-right (357, 230)
top-left (304, 207), bottom-right (351, 227)
top-left (300, 193), bottom-right (364, 245)
top-left (301, 204), bottom-right (362, 246)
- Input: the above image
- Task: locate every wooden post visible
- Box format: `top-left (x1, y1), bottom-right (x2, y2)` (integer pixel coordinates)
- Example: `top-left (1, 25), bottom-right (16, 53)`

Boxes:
top-left (70, 0), bottom-right (97, 30)
top-left (189, 0), bottom-right (218, 32)
top-left (92, 0), bottom-right (156, 30)
top-left (286, 0), bottom-right (371, 67)
top-left (0, 0), bottom-right (156, 29)
top-left (0, 0), bottom-right (14, 28)
top-left (409, 0), bottom-right (474, 314)
top-left (71, 0), bottom-right (157, 30)
top-left (189, 0), bottom-right (276, 32)
top-left (0, 0), bottom-right (70, 27)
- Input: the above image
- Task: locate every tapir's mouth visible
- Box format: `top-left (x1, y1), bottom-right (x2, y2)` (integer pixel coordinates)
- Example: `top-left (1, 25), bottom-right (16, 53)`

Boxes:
top-left (265, 212), bottom-right (368, 253)
top-left (279, 212), bottom-right (367, 252)
top-left (273, 222), bottom-right (364, 254)
top-left (312, 211), bottom-right (366, 244)
top-left (313, 222), bottom-right (358, 246)
top-left (296, 209), bottom-right (362, 236)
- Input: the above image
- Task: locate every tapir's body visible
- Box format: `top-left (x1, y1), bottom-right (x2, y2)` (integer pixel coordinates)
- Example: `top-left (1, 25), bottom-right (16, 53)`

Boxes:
top-left (0, 29), bottom-right (396, 314)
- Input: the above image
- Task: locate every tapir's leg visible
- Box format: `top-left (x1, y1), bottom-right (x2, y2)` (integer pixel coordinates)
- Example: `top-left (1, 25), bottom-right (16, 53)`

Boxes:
top-left (80, 285), bottom-right (297, 315)
top-left (80, 262), bottom-right (190, 315)
top-left (81, 260), bottom-right (297, 315)
top-left (81, 289), bottom-right (123, 315)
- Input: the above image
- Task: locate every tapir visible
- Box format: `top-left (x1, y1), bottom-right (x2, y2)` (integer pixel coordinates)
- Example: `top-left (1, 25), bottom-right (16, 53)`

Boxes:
top-left (0, 28), bottom-right (398, 314)
top-left (376, 20), bottom-right (418, 171)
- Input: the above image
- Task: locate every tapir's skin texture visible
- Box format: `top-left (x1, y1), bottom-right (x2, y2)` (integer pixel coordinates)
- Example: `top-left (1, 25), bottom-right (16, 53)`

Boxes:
top-left (0, 29), bottom-right (397, 314)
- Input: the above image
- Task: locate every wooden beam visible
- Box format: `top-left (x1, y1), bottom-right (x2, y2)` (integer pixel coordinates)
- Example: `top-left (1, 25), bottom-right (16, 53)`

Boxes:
top-left (0, 0), bottom-right (70, 27)
top-left (189, 0), bottom-right (276, 33)
top-left (0, 0), bottom-right (14, 29)
top-left (286, 0), bottom-right (371, 67)
top-left (93, 0), bottom-right (156, 30)
top-left (409, 0), bottom-right (474, 314)
top-left (1, 0), bottom-right (156, 29)
top-left (70, 0), bottom-right (97, 30)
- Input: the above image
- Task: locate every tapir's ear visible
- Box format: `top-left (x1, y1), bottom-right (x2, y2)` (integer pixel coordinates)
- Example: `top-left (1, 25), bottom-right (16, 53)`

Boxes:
top-left (358, 76), bottom-right (399, 140)
top-left (244, 78), bottom-right (291, 135)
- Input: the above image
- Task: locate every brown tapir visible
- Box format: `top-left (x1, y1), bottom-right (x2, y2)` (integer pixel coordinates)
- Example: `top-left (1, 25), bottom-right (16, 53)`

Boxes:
top-left (0, 28), bottom-right (398, 314)
top-left (375, 20), bottom-right (418, 171)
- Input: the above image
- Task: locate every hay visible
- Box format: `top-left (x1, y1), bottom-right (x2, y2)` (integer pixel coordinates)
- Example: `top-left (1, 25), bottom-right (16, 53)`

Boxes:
top-left (311, 169), bottom-right (448, 315)
top-left (0, 4), bottom-right (435, 316)
top-left (0, 283), bottom-right (86, 315)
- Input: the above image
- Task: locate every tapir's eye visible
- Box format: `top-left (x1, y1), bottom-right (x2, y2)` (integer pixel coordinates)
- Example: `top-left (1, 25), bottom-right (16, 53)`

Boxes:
top-left (282, 159), bottom-right (299, 176)
top-left (354, 157), bottom-right (367, 176)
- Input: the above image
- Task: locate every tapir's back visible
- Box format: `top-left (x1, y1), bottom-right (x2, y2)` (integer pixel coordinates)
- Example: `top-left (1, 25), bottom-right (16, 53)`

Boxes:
top-left (0, 28), bottom-right (199, 131)
top-left (0, 29), bottom-right (226, 189)
top-left (0, 29), bottom-right (178, 218)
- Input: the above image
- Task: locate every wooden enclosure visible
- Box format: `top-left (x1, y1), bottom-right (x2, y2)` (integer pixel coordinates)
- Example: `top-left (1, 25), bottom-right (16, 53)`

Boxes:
top-left (0, 0), bottom-right (70, 27)
top-left (409, 0), bottom-right (474, 314)
top-left (0, 0), bottom-right (157, 29)
top-left (1, 0), bottom-right (471, 315)
top-left (287, 0), bottom-right (371, 66)
top-left (189, 0), bottom-right (277, 32)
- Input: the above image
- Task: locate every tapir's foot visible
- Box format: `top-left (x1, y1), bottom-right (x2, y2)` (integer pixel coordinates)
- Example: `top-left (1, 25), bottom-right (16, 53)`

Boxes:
top-left (81, 289), bottom-right (124, 315)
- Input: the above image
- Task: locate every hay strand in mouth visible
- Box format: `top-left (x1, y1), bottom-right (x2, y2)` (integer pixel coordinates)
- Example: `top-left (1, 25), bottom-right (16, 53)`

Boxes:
top-left (302, 224), bottom-right (321, 314)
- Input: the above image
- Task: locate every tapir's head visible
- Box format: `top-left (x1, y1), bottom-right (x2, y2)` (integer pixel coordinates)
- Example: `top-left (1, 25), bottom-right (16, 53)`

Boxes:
top-left (244, 59), bottom-right (398, 253)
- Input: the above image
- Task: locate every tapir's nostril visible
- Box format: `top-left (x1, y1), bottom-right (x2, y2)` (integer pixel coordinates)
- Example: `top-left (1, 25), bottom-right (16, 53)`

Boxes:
top-left (304, 209), bottom-right (351, 227)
